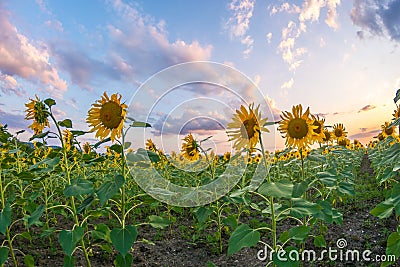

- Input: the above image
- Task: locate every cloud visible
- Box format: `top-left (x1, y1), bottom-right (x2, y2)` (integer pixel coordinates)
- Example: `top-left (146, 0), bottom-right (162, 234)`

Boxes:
top-left (152, 109), bottom-right (228, 136)
top-left (50, 42), bottom-right (116, 91)
top-left (0, 73), bottom-right (26, 97)
top-left (263, 95), bottom-right (282, 121)
top-left (0, 108), bottom-right (28, 129)
top-left (358, 104), bottom-right (376, 113)
top-left (281, 78), bottom-right (294, 89)
top-left (0, 4), bottom-right (67, 98)
top-left (349, 129), bottom-right (380, 139)
top-left (351, 0), bottom-right (400, 42)
top-left (269, 2), bottom-right (301, 16)
top-left (107, 0), bottom-right (212, 78)
top-left (275, 0), bottom-right (341, 71)
top-left (266, 32), bottom-right (273, 43)
top-left (225, 0), bottom-right (255, 58)
top-left (45, 20), bottom-right (63, 32)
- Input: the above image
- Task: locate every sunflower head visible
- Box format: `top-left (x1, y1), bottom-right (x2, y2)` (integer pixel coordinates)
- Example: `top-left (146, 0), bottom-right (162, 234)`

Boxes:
top-left (332, 123), bottom-right (347, 141)
top-left (322, 129), bottom-right (332, 143)
top-left (393, 107), bottom-right (400, 120)
top-left (181, 134), bottom-right (200, 161)
top-left (381, 122), bottom-right (396, 138)
top-left (146, 139), bottom-right (157, 152)
top-left (83, 142), bottom-right (91, 154)
top-left (86, 92), bottom-right (128, 142)
top-left (353, 139), bottom-right (363, 149)
top-left (223, 151), bottom-right (231, 161)
top-left (278, 104), bottom-right (317, 149)
top-left (311, 115), bottom-right (326, 143)
top-left (63, 129), bottom-right (73, 151)
top-left (25, 95), bottom-right (50, 135)
top-left (227, 103), bottom-right (268, 151)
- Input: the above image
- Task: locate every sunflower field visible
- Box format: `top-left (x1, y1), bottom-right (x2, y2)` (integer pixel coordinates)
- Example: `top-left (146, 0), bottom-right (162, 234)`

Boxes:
top-left (0, 90), bottom-right (399, 267)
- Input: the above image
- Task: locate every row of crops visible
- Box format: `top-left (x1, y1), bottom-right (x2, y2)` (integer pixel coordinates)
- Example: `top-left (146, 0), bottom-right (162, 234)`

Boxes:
top-left (0, 90), bottom-right (399, 266)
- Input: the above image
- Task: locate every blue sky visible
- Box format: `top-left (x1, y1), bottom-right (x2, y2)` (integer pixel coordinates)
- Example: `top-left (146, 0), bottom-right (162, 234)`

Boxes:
top-left (1, 0), bottom-right (399, 153)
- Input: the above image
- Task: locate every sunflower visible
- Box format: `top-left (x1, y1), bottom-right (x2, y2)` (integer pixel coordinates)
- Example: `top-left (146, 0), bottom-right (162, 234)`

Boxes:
top-left (353, 139), bottom-right (364, 149)
top-left (83, 142), bottom-right (91, 154)
top-left (86, 92), bottom-right (128, 142)
top-left (146, 139), bottom-right (157, 152)
top-left (223, 151), bottom-right (231, 161)
top-left (181, 134), bottom-right (200, 161)
top-left (25, 95), bottom-right (50, 135)
top-left (393, 106), bottom-right (400, 119)
top-left (322, 129), bottom-right (332, 143)
top-left (381, 122), bottom-right (396, 138)
top-left (63, 129), bottom-right (73, 151)
top-left (332, 123), bottom-right (347, 141)
top-left (227, 103), bottom-right (268, 151)
top-left (311, 115), bottom-right (325, 143)
top-left (278, 104), bottom-right (317, 149)
top-left (246, 156), bottom-right (253, 164)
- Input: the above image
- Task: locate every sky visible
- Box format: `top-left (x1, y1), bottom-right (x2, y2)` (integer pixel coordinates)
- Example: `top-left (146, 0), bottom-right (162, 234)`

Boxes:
top-left (0, 0), bottom-right (399, 153)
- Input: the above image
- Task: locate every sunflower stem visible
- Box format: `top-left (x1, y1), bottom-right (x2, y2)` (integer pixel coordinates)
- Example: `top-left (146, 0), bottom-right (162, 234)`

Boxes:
top-left (259, 135), bottom-right (277, 253)
top-left (48, 111), bottom-right (92, 267)
top-left (120, 133), bottom-right (127, 229)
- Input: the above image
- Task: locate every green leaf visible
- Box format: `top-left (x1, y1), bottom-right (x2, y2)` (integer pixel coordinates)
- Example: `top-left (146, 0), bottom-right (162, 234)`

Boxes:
top-left (264, 121), bottom-right (280, 126)
top-left (70, 130), bottom-right (87, 136)
top-left (314, 200), bottom-right (333, 224)
top-left (394, 89), bottom-right (400, 104)
top-left (96, 174), bottom-right (125, 206)
top-left (124, 142), bottom-right (132, 149)
top-left (63, 255), bottom-right (75, 267)
top-left (76, 195), bottom-right (95, 214)
top-left (28, 205), bottom-right (45, 228)
top-left (148, 215), bottom-right (171, 229)
top-left (317, 171), bottom-right (337, 187)
top-left (386, 232), bottom-right (400, 258)
top-left (195, 206), bottom-right (213, 224)
top-left (258, 180), bottom-right (293, 198)
top-left (292, 181), bottom-right (308, 198)
top-left (64, 179), bottom-right (93, 197)
top-left (314, 235), bottom-right (327, 248)
top-left (137, 148), bottom-right (160, 163)
top-left (59, 226), bottom-right (84, 256)
top-left (131, 121), bottom-right (151, 128)
top-left (338, 181), bottom-right (355, 196)
top-left (290, 198), bottom-right (321, 218)
top-left (58, 119), bottom-right (72, 128)
top-left (24, 254), bottom-right (35, 267)
top-left (393, 162), bottom-right (400, 172)
top-left (371, 202), bottom-right (394, 219)
top-left (29, 131), bottom-right (50, 141)
top-left (114, 253), bottom-right (133, 267)
top-left (288, 225), bottom-right (310, 241)
top-left (222, 216), bottom-right (238, 229)
top-left (0, 247), bottom-right (9, 265)
top-left (17, 171), bottom-right (35, 181)
top-left (110, 144), bottom-right (122, 154)
top-left (0, 203), bottom-right (11, 235)
top-left (92, 224), bottom-right (111, 242)
top-left (227, 224), bottom-right (260, 256)
top-left (44, 98), bottom-right (56, 107)
top-left (110, 225), bottom-right (138, 256)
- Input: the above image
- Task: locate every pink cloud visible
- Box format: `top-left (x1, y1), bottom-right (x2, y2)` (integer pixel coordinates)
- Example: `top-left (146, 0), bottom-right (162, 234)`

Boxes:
top-left (0, 6), bottom-right (67, 98)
